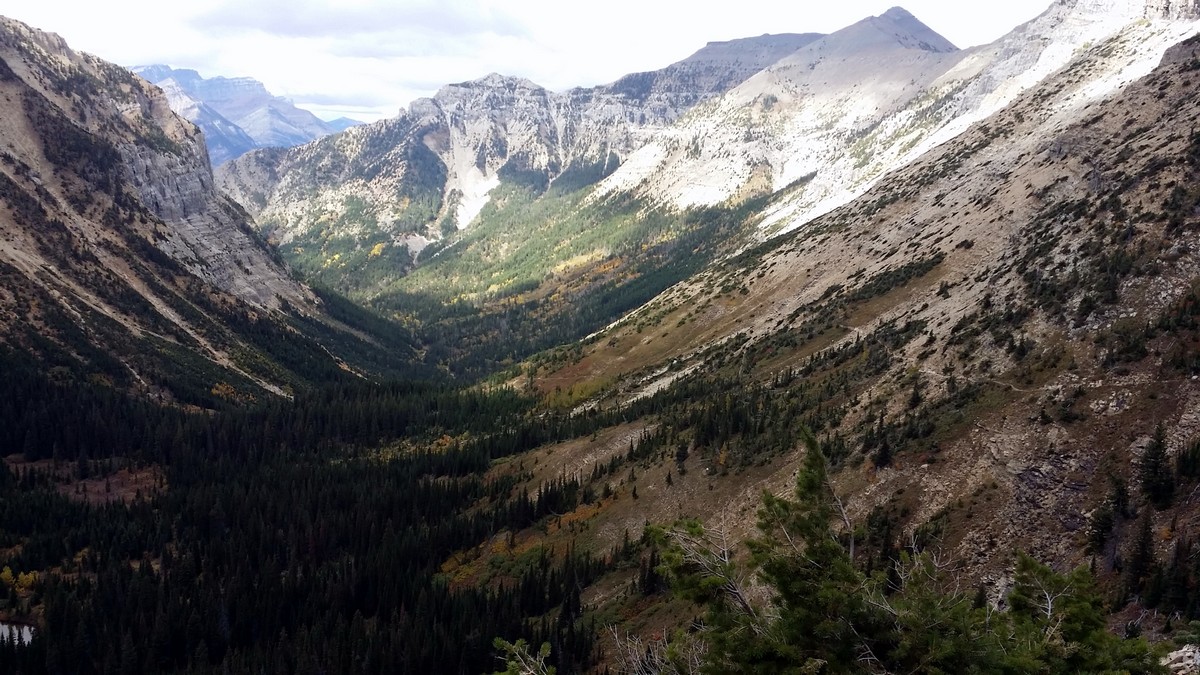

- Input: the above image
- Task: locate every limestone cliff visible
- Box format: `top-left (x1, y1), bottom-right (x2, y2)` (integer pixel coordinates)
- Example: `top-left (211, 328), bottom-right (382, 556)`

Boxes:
top-left (216, 33), bottom-right (820, 253)
top-left (0, 15), bottom-right (375, 402)
top-left (595, 1), bottom-right (1200, 241)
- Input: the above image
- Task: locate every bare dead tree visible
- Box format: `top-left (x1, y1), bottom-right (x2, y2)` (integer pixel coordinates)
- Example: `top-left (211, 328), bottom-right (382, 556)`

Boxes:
top-left (607, 626), bottom-right (705, 675)
top-left (662, 519), bottom-right (763, 629)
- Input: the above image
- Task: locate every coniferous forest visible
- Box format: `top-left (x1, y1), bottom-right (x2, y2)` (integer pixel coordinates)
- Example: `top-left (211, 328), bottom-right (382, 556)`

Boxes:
top-left (0, 347), bottom-right (617, 674)
top-left (10, 8), bottom-right (1200, 674)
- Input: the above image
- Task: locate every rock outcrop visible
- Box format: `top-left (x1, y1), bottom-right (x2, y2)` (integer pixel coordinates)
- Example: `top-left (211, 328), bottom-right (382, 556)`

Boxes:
top-left (595, 1), bottom-right (1200, 240)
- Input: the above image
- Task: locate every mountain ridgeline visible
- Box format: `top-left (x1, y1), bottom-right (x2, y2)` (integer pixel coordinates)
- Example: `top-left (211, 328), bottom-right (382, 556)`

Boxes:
top-left (215, 0), bottom-right (1200, 379)
top-left (214, 32), bottom-right (824, 374)
top-left (133, 65), bottom-right (359, 166)
top-left (0, 16), bottom-right (423, 409)
top-left (6, 2), bottom-right (1200, 674)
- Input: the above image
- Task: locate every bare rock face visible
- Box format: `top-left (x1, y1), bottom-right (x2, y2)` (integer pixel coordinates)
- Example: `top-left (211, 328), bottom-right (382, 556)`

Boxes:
top-left (594, 1), bottom-right (1200, 240)
top-left (0, 14), bottom-right (318, 379)
top-left (119, 142), bottom-right (307, 309)
top-left (216, 32), bottom-right (821, 250)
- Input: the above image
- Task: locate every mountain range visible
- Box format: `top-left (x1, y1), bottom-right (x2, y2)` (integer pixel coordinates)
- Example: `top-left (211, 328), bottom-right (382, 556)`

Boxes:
top-left (215, 32), bottom-right (819, 257)
top-left (131, 65), bottom-right (360, 166)
top-left (5, 0), bottom-right (1200, 671)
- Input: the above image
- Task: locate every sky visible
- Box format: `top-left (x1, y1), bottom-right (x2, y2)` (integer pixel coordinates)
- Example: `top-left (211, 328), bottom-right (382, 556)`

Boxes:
top-left (3, 0), bottom-right (1053, 122)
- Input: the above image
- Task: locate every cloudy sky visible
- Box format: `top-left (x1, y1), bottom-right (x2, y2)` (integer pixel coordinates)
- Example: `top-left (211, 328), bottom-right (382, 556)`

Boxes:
top-left (5, 0), bottom-right (1052, 122)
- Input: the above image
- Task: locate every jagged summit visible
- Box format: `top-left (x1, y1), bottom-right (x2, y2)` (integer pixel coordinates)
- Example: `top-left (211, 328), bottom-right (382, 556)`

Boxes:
top-left (433, 72), bottom-right (548, 102)
top-left (217, 30), bottom-right (820, 265)
top-left (446, 72), bottom-right (545, 90)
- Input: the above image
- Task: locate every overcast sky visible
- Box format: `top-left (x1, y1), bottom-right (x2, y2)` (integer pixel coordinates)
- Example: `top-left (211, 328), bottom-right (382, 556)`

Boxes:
top-left (4, 0), bottom-right (1053, 122)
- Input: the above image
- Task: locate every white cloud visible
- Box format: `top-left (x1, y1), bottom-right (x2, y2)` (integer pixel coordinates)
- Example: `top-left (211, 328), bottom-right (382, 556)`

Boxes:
top-left (4, 0), bottom-right (1054, 121)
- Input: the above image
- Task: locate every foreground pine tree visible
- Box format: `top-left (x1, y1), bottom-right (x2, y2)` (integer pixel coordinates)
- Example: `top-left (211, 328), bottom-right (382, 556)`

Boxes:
top-left (655, 430), bottom-right (1167, 674)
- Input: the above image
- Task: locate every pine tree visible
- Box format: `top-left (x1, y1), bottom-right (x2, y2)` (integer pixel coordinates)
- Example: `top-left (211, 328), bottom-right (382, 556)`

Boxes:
top-left (1125, 509), bottom-right (1158, 600)
top-left (1141, 423), bottom-right (1175, 509)
top-left (655, 430), bottom-right (1168, 674)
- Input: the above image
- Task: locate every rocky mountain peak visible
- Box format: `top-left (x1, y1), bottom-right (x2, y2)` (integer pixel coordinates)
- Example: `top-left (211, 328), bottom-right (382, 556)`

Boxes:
top-left (427, 73), bottom-right (550, 113)
top-left (464, 72), bottom-right (544, 90)
top-left (889, 7), bottom-right (958, 51)
top-left (134, 65), bottom-right (341, 165)
top-left (841, 5), bottom-right (959, 54)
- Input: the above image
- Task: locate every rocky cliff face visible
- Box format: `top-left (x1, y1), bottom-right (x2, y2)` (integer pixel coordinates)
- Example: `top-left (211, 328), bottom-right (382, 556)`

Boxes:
top-left (595, 1), bottom-right (1200, 241)
top-left (0, 16), bottom-right (339, 400)
top-left (133, 65), bottom-right (344, 165)
top-left (216, 32), bottom-right (820, 251)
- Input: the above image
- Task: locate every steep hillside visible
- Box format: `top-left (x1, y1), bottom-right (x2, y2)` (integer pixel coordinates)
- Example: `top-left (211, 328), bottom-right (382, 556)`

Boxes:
top-left (597, 1), bottom-right (1200, 240)
top-left (133, 65), bottom-right (346, 165)
top-left (509, 26), bottom-right (1200, 632)
top-left (0, 16), bottom-right (421, 405)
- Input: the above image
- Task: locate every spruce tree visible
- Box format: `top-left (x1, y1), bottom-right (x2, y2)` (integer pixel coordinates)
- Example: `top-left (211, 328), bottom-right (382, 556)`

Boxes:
top-left (1141, 423), bottom-right (1175, 509)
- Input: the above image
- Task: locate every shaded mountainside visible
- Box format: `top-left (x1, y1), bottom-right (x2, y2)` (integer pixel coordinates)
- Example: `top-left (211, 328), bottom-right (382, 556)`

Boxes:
top-left (133, 65), bottom-right (350, 166)
top-left (0, 16), bottom-right (424, 406)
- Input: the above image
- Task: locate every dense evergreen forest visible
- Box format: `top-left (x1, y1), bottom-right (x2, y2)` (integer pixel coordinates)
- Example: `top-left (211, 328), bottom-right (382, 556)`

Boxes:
top-left (0, 347), bottom-right (621, 674)
top-left (7, 285), bottom-right (1200, 673)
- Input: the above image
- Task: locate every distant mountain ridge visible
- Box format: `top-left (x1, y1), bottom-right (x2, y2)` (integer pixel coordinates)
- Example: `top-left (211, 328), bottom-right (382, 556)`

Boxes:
top-left (132, 65), bottom-right (360, 166)
top-left (215, 32), bottom-right (820, 278)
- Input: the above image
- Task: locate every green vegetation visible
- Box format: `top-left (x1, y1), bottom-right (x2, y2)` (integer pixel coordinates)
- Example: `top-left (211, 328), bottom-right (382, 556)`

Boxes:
top-left (654, 433), bottom-right (1167, 674)
top-left (0, 356), bottom-right (610, 674)
top-left (367, 184), bottom-right (763, 377)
